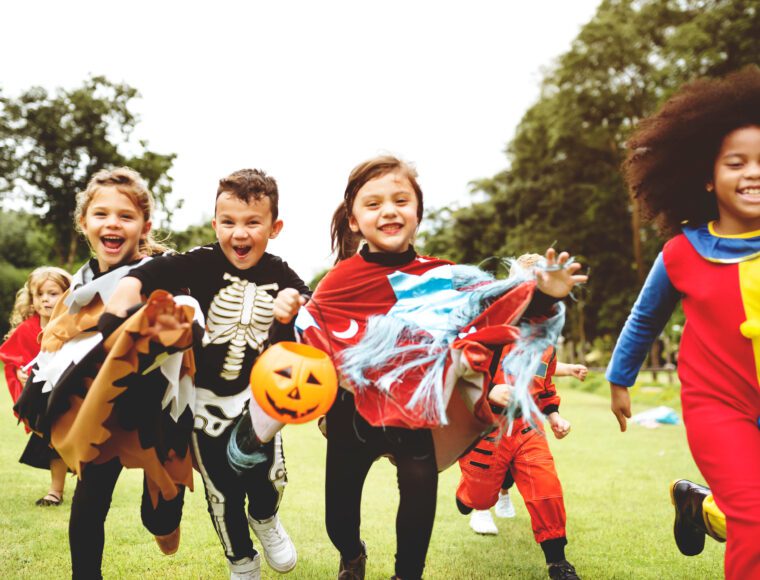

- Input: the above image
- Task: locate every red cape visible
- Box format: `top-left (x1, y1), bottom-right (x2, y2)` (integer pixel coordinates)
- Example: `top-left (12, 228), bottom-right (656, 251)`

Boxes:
top-left (300, 253), bottom-right (536, 469)
top-left (0, 315), bottom-right (42, 407)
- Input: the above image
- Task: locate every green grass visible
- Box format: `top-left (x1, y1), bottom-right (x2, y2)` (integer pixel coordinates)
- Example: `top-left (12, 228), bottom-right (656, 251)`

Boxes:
top-left (559, 370), bottom-right (683, 411)
top-left (0, 368), bottom-right (723, 579)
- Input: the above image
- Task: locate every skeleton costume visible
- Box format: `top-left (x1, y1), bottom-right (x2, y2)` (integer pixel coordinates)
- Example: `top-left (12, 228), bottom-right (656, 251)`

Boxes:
top-left (127, 243), bottom-right (309, 566)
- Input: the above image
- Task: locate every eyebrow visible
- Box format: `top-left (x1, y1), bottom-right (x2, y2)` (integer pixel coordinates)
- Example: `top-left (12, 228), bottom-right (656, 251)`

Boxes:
top-left (218, 212), bottom-right (263, 220)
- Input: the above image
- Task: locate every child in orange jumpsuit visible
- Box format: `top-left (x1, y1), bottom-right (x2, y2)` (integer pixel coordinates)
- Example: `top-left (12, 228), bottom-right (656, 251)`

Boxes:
top-left (456, 344), bottom-right (578, 580)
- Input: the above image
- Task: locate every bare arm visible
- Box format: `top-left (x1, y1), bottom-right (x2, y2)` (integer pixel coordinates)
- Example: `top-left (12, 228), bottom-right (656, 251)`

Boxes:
top-left (555, 362), bottom-right (588, 381)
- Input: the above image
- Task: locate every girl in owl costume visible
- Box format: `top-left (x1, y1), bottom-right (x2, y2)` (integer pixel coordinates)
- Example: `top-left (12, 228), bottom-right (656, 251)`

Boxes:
top-left (14, 168), bottom-right (201, 579)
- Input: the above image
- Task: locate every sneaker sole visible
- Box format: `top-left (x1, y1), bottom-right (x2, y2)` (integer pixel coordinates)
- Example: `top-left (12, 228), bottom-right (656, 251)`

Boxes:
top-left (262, 550), bottom-right (297, 573)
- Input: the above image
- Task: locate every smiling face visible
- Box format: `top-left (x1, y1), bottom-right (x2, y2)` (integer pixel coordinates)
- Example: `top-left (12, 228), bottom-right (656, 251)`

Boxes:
top-left (32, 278), bottom-right (65, 324)
top-left (80, 186), bottom-right (151, 272)
top-left (711, 125), bottom-right (760, 235)
top-left (348, 170), bottom-right (420, 254)
top-left (212, 192), bottom-right (283, 270)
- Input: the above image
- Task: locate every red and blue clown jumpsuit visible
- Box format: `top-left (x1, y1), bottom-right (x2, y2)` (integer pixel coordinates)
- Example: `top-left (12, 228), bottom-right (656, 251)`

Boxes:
top-left (607, 223), bottom-right (760, 579)
top-left (457, 347), bottom-right (569, 559)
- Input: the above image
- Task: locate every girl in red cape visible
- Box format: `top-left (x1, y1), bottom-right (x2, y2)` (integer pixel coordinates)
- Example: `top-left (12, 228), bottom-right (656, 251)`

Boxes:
top-left (1, 266), bottom-right (72, 506)
top-left (296, 155), bottom-right (586, 580)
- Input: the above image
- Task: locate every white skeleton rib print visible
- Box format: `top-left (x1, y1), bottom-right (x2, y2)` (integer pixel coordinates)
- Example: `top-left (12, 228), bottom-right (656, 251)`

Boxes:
top-left (203, 273), bottom-right (278, 380)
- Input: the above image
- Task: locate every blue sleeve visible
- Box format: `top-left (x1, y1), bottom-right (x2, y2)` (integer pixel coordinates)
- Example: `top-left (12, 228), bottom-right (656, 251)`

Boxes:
top-left (605, 252), bottom-right (680, 387)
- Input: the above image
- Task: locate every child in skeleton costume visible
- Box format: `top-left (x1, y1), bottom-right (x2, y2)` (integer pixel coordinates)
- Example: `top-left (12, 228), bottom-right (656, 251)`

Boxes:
top-left (0, 266), bottom-right (72, 507)
top-left (283, 156), bottom-right (586, 580)
top-left (13, 168), bottom-right (201, 579)
top-left (108, 169), bottom-right (308, 580)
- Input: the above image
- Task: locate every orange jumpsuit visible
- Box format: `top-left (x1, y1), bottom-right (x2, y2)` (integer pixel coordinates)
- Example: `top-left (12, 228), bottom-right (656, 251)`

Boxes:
top-left (456, 348), bottom-right (566, 543)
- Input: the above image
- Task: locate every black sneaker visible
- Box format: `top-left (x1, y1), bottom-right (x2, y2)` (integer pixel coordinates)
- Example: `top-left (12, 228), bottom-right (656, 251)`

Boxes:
top-left (670, 479), bottom-right (709, 556)
top-left (338, 541), bottom-right (367, 580)
top-left (548, 559), bottom-right (580, 580)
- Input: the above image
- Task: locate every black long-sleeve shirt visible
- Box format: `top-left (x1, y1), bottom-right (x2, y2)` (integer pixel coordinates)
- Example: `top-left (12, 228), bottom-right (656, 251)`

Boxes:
top-left (128, 243), bottom-right (310, 397)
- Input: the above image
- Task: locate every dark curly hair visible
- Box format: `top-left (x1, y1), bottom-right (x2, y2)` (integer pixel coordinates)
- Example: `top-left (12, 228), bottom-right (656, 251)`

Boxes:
top-left (624, 65), bottom-right (760, 237)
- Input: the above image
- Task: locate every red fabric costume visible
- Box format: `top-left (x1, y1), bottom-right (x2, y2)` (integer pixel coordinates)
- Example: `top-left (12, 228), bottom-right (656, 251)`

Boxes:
top-left (608, 223), bottom-right (760, 578)
top-left (456, 347), bottom-right (567, 543)
top-left (297, 250), bottom-right (541, 470)
top-left (0, 314), bottom-right (42, 405)
top-left (1, 315), bottom-right (41, 434)
top-left (664, 232), bottom-right (760, 579)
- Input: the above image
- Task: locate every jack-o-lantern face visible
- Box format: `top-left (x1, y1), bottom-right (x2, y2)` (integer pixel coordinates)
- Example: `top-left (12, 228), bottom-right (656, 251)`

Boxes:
top-left (250, 342), bottom-right (338, 424)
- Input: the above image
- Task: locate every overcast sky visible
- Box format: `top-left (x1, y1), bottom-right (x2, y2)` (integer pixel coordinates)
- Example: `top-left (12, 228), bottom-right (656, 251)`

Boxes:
top-left (3, 0), bottom-right (600, 280)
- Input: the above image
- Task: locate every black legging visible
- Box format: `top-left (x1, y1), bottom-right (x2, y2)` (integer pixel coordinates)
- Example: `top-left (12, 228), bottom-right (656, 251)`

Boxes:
top-left (68, 458), bottom-right (184, 579)
top-left (325, 390), bottom-right (438, 580)
top-left (502, 469), bottom-right (515, 491)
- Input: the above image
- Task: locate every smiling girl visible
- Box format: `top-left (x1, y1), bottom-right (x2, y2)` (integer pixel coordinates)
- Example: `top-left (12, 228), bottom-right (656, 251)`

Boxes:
top-left (295, 155), bottom-right (585, 580)
top-left (607, 66), bottom-right (760, 578)
top-left (1, 266), bottom-right (72, 506)
top-left (14, 167), bottom-right (198, 579)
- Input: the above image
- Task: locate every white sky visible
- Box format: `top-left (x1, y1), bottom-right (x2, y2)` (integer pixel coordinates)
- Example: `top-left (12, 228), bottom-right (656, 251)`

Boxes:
top-left (2, 0), bottom-right (600, 281)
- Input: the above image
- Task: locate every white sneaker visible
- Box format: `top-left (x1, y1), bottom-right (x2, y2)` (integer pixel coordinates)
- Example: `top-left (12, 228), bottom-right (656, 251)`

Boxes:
top-left (229, 554), bottom-right (261, 580)
top-left (249, 513), bottom-right (298, 572)
top-left (469, 510), bottom-right (498, 535)
top-left (494, 493), bottom-right (516, 518)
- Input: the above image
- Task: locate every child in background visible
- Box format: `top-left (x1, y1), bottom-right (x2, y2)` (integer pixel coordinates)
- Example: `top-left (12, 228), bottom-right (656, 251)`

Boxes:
top-left (0, 266), bottom-right (72, 506)
top-left (469, 353), bottom-right (587, 536)
top-left (292, 156), bottom-right (585, 580)
top-left (15, 167), bottom-right (196, 579)
top-left (607, 66), bottom-right (760, 579)
top-left (107, 168), bottom-right (307, 580)
top-left (456, 253), bottom-right (580, 580)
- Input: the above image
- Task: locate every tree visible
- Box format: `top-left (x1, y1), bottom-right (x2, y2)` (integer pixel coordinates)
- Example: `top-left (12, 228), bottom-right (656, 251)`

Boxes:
top-left (0, 76), bottom-right (177, 268)
top-left (419, 0), bottom-right (759, 346)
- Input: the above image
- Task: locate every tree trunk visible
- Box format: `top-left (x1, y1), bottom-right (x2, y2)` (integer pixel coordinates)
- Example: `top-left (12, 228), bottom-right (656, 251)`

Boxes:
top-left (66, 234), bottom-right (79, 270)
top-left (631, 198), bottom-right (660, 381)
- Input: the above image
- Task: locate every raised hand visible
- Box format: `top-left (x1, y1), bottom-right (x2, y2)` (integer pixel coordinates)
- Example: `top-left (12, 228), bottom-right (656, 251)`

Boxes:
top-left (535, 248), bottom-right (587, 299)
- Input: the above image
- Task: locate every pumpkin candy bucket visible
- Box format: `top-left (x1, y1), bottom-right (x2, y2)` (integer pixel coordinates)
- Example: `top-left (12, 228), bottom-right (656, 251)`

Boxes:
top-left (250, 341), bottom-right (338, 424)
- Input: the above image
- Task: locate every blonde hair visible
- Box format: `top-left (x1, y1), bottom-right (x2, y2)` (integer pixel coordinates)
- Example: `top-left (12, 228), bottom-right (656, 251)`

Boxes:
top-left (509, 253), bottom-right (543, 278)
top-left (7, 266), bottom-right (73, 337)
top-left (74, 167), bottom-right (169, 256)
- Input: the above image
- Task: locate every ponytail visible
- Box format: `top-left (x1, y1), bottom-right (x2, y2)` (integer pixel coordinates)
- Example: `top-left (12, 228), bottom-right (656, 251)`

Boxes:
top-left (330, 203), bottom-right (361, 263)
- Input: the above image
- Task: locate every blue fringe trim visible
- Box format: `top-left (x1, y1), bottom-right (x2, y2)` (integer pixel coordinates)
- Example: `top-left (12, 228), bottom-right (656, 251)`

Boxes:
top-left (500, 301), bottom-right (565, 429)
top-left (227, 414), bottom-right (267, 473)
top-left (340, 262), bottom-right (565, 426)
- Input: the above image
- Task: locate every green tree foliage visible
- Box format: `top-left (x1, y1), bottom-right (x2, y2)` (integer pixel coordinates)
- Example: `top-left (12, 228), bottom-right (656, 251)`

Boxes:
top-left (164, 223), bottom-right (215, 253)
top-left (0, 76), bottom-right (177, 268)
top-left (0, 210), bottom-right (54, 269)
top-left (420, 0), bottom-right (760, 345)
top-left (0, 262), bottom-right (32, 340)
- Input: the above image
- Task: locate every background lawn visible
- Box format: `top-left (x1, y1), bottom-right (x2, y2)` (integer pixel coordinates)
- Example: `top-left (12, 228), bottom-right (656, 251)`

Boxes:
top-left (0, 369), bottom-right (723, 579)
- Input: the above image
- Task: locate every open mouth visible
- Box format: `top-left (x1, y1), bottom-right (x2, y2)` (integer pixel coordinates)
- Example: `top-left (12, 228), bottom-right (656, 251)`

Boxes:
top-left (101, 236), bottom-right (125, 252)
top-left (233, 245), bottom-right (252, 258)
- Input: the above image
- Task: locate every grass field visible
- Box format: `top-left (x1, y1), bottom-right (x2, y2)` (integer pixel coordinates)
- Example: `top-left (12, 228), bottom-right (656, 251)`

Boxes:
top-left (0, 370), bottom-right (724, 579)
